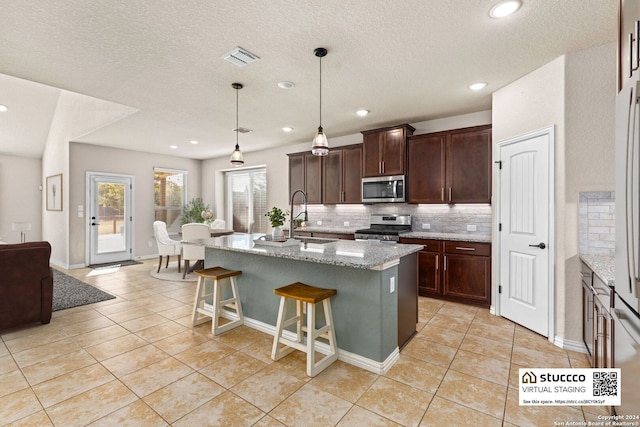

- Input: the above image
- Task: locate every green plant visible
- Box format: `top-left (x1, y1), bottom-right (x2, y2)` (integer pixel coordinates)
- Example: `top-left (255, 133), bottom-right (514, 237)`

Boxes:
top-left (265, 206), bottom-right (288, 227)
top-left (182, 197), bottom-right (213, 225)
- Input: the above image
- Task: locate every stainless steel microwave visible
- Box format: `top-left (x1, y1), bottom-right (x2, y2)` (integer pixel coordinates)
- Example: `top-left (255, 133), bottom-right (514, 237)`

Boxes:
top-left (362, 175), bottom-right (405, 203)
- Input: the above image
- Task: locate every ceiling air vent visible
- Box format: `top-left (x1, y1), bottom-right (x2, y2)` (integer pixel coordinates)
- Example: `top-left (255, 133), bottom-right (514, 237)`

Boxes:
top-left (222, 47), bottom-right (260, 67)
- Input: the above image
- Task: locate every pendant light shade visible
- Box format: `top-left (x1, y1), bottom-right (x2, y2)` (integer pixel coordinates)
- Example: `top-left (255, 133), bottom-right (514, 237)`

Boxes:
top-left (311, 47), bottom-right (329, 156)
top-left (230, 83), bottom-right (244, 166)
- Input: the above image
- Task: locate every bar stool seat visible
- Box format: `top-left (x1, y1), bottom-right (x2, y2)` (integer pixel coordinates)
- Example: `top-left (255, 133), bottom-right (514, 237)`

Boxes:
top-left (271, 282), bottom-right (338, 377)
top-left (192, 267), bottom-right (243, 335)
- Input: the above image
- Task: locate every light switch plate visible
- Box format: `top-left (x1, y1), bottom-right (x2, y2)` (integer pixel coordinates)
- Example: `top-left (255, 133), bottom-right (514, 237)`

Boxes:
top-left (422, 223), bottom-right (430, 230)
top-left (467, 224), bottom-right (477, 231)
top-left (390, 277), bottom-right (396, 293)
top-left (344, 221), bottom-right (350, 227)
top-left (317, 220), bottom-right (322, 225)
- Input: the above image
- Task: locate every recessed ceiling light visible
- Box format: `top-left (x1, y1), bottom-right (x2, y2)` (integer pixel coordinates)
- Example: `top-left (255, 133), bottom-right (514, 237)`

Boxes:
top-left (356, 109), bottom-right (370, 117)
top-left (277, 81), bottom-right (295, 89)
top-left (0, 104), bottom-right (8, 112)
top-left (489, 0), bottom-right (521, 18)
top-left (282, 127), bottom-right (293, 132)
top-left (468, 82), bottom-right (488, 91)
top-left (190, 140), bottom-right (199, 145)
top-left (169, 145), bottom-right (178, 149)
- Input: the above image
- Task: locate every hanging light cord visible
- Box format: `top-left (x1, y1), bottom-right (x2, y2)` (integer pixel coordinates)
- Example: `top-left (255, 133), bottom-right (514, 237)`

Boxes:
top-left (236, 86), bottom-right (239, 148)
top-left (319, 54), bottom-right (322, 128)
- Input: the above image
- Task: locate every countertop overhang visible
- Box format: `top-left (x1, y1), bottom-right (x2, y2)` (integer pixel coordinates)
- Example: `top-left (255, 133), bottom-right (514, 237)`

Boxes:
top-left (184, 233), bottom-right (423, 270)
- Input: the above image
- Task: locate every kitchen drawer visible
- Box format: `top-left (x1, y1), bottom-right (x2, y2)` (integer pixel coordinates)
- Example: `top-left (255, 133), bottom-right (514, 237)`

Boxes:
top-left (399, 238), bottom-right (442, 252)
top-left (444, 241), bottom-right (490, 256)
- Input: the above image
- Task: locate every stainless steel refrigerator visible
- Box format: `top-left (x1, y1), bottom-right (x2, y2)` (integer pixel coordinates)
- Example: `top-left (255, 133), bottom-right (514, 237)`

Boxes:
top-left (614, 66), bottom-right (640, 417)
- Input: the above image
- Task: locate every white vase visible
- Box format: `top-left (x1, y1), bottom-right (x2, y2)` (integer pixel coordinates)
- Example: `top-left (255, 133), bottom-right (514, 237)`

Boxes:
top-left (272, 226), bottom-right (283, 239)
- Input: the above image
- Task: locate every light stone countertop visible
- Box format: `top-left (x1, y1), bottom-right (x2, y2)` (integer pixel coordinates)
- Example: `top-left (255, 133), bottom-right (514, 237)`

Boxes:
top-left (580, 253), bottom-right (615, 287)
top-left (185, 233), bottom-right (423, 270)
top-left (399, 231), bottom-right (492, 243)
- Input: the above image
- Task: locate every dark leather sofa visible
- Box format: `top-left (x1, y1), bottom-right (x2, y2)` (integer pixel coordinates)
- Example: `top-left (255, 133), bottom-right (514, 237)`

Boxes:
top-left (0, 241), bottom-right (54, 331)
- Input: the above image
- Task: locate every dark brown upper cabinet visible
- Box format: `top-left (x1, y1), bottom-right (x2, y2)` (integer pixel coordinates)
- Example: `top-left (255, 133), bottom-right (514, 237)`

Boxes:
top-left (362, 124), bottom-right (415, 177)
top-left (322, 145), bottom-right (363, 204)
top-left (288, 152), bottom-right (322, 204)
top-left (407, 125), bottom-right (492, 204)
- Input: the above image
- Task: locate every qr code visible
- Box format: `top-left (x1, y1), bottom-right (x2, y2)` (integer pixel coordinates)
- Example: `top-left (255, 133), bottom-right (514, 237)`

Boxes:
top-left (593, 371), bottom-right (618, 396)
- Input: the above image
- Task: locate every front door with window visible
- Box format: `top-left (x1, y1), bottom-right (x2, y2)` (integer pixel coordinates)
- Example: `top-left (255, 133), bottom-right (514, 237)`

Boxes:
top-left (87, 173), bottom-right (133, 265)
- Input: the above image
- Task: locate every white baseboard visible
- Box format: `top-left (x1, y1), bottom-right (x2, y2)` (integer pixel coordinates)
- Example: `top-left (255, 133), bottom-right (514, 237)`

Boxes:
top-left (219, 309), bottom-right (399, 375)
top-left (553, 336), bottom-right (587, 354)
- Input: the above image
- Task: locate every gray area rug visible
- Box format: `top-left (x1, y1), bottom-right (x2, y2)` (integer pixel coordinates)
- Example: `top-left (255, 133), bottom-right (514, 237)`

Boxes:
top-left (53, 270), bottom-right (116, 311)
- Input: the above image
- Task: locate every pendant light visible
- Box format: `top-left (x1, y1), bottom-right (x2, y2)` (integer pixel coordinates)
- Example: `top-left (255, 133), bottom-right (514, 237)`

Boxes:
top-left (311, 47), bottom-right (329, 156)
top-left (229, 82), bottom-right (244, 166)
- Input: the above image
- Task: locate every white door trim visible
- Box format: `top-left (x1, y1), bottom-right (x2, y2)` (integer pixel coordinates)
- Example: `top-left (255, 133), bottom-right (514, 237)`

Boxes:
top-left (494, 125), bottom-right (555, 343)
top-left (85, 171), bottom-right (135, 266)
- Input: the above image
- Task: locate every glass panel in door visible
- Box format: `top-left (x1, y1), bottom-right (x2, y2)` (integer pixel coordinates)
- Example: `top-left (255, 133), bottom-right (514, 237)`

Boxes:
top-left (89, 174), bottom-right (133, 265)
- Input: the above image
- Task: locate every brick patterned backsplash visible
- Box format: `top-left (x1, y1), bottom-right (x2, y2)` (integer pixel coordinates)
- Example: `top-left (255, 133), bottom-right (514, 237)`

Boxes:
top-left (579, 192), bottom-right (615, 256)
top-left (302, 204), bottom-right (492, 235)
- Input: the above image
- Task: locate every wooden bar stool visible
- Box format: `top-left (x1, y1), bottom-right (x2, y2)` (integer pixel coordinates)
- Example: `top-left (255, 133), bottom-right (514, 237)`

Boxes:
top-left (271, 282), bottom-right (338, 377)
top-left (192, 267), bottom-right (243, 335)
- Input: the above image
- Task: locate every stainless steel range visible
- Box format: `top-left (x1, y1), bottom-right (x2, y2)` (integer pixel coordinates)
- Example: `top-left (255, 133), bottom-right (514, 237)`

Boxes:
top-left (354, 214), bottom-right (411, 242)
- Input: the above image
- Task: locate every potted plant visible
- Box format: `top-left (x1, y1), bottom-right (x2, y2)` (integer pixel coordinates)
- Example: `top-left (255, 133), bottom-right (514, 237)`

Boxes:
top-left (265, 206), bottom-right (288, 239)
top-left (182, 197), bottom-right (214, 225)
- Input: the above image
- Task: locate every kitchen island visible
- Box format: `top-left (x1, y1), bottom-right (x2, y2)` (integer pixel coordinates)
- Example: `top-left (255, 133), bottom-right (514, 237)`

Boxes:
top-left (187, 233), bottom-right (422, 374)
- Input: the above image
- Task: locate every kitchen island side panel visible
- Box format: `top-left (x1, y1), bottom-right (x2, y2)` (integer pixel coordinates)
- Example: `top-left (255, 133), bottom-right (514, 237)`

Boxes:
top-left (205, 247), bottom-right (399, 362)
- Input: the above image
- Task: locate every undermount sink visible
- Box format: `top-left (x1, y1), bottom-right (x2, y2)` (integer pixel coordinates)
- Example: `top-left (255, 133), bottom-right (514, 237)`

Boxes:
top-left (296, 237), bottom-right (337, 245)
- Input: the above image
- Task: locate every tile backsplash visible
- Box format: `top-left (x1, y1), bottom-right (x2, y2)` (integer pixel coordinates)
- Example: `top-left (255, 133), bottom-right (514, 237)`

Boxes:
top-left (579, 192), bottom-right (615, 256)
top-left (303, 203), bottom-right (492, 235)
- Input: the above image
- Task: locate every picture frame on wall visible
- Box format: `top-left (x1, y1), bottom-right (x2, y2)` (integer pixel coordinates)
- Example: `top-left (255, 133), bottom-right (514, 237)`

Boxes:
top-left (46, 173), bottom-right (63, 211)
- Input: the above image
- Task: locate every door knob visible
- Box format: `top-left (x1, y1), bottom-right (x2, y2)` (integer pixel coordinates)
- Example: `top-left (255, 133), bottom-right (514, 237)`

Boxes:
top-left (91, 222), bottom-right (100, 226)
top-left (529, 242), bottom-right (546, 249)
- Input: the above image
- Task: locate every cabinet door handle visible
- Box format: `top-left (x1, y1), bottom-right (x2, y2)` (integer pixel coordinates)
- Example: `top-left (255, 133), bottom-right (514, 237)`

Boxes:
top-left (441, 187), bottom-right (445, 201)
top-left (381, 161), bottom-right (385, 174)
top-left (435, 254), bottom-right (439, 271)
top-left (449, 187), bottom-right (452, 201)
top-left (630, 32), bottom-right (635, 78)
top-left (455, 247), bottom-right (475, 251)
top-left (444, 255), bottom-right (447, 271)
top-left (379, 162), bottom-right (382, 174)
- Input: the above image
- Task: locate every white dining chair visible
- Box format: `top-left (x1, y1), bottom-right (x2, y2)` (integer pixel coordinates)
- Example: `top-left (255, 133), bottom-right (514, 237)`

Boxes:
top-left (153, 221), bottom-right (182, 273)
top-left (181, 222), bottom-right (211, 278)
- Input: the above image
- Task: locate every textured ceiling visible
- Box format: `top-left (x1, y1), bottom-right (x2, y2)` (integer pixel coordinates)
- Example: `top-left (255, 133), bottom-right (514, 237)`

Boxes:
top-left (0, 0), bottom-right (617, 159)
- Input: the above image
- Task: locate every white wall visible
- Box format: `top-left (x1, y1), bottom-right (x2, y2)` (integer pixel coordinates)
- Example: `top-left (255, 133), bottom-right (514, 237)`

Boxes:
top-left (563, 43), bottom-right (616, 340)
top-left (492, 42), bottom-right (616, 345)
top-left (69, 143), bottom-right (202, 267)
top-left (0, 154), bottom-right (42, 243)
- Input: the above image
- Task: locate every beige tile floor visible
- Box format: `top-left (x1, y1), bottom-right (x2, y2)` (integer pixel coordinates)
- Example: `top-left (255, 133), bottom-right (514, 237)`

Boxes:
top-left (0, 259), bottom-right (610, 426)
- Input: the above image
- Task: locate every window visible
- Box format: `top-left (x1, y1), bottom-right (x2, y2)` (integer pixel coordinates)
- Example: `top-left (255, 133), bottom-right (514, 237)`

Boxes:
top-left (225, 168), bottom-right (267, 234)
top-left (154, 168), bottom-right (187, 233)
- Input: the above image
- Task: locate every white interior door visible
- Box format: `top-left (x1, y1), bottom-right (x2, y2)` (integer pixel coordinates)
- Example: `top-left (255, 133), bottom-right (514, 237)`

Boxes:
top-left (497, 127), bottom-right (554, 337)
top-left (87, 173), bottom-right (133, 265)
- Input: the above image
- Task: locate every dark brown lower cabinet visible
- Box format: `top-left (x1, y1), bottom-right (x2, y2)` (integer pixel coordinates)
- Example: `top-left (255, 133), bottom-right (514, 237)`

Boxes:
top-left (400, 238), bottom-right (491, 307)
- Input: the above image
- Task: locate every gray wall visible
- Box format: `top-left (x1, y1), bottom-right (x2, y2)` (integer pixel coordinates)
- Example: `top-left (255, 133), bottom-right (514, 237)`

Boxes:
top-left (69, 143), bottom-right (202, 267)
